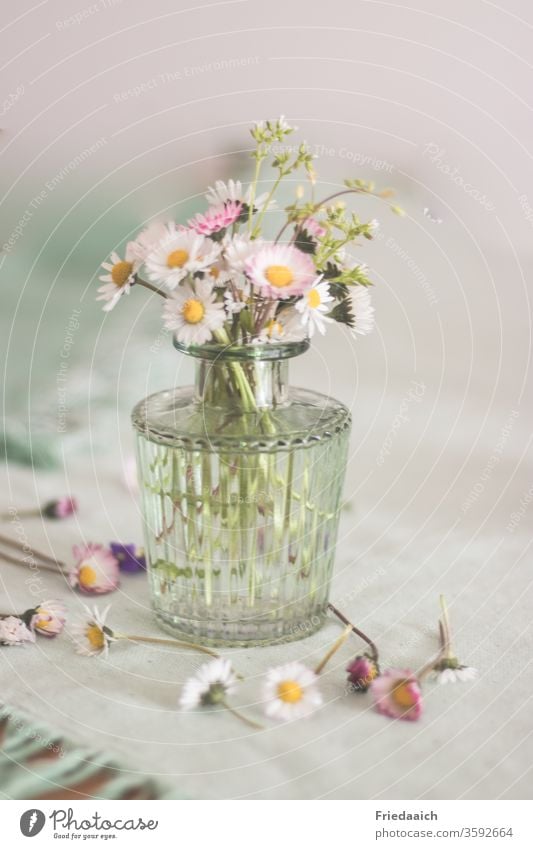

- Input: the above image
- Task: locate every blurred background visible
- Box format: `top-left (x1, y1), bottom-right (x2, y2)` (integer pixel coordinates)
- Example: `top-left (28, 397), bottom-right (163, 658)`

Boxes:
top-left (1, 0), bottom-right (531, 562)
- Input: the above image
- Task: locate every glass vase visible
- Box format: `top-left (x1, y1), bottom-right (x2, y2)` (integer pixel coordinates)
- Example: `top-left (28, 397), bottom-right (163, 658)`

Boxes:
top-left (132, 339), bottom-right (351, 646)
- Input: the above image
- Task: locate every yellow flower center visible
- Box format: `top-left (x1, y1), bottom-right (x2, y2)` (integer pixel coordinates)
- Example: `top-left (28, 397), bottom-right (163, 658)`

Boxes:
top-left (111, 261), bottom-right (133, 287)
top-left (277, 679), bottom-right (303, 703)
top-left (266, 319), bottom-right (283, 338)
top-left (210, 266), bottom-right (220, 279)
top-left (182, 298), bottom-right (205, 324)
top-left (391, 679), bottom-right (416, 709)
top-left (167, 249), bottom-right (189, 268)
top-left (78, 564), bottom-right (97, 587)
top-left (34, 617), bottom-right (51, 631)
top-left (86, 624), bottom-right (105, 650)
top-left (307, 288), bottom-right (321, 308)
top-left (265, 264), bottom-right (294, 288)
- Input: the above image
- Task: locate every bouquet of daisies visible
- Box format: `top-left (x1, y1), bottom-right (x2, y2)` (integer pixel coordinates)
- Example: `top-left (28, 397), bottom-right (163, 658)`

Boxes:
top-left (97, 117), bottom-right (401, 346)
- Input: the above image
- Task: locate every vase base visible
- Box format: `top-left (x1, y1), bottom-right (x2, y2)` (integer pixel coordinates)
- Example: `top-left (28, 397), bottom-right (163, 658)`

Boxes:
top-left (153, 607), bottom-right (326, 648)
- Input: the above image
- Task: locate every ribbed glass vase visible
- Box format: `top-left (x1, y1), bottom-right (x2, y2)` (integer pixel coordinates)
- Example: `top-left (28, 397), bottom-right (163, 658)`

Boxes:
top-left (132, 339), bottom-right (351, 646)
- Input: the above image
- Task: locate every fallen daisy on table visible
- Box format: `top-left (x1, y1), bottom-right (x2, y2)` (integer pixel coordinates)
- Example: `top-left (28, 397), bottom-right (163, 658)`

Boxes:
top-left (0, 599), bottom-right (66, 642)
top-left (69, 543), bottom-right (121, 595)
top-left (179, 658), bottom-right (262, 730)
top-left (434, 595), bottom-right (478, 686)
top-left (262, 661), bottom-right (322, 721)
top-left (0, 615), bottom-right (35, 646)
top-left (370, 668), bottom-right (423, 722)
top-left (70, 605), bottom-right (220, 661)
top-left (26, 599), bottom-right (66, 638)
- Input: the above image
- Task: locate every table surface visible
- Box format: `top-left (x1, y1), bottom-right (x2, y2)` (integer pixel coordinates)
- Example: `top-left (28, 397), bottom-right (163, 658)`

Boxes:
top-left (1, 407), bottom-right (531, 801)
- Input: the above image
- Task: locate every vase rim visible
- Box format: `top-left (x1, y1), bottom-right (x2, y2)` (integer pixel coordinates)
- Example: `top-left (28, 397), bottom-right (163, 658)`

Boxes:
top-left (172, 337), bottom-right (310, 361)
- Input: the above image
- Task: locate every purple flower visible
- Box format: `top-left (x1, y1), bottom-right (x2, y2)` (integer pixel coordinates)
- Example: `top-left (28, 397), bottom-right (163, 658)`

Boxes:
top-left (43, 497), bottom-right (78, 519)
top-left (110, 543), bottom-right (146, 573)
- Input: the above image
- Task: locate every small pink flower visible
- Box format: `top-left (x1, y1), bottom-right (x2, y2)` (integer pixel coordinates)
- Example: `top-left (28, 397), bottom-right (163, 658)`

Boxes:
top-left (370, 668), bottom-right (423, 721)
top-left (43, 496), bottom-right (78, 519)
top-left (188, 201), bottom-right (243, 236)
top-left (0, 616), bottom-right (35, 646)
top-left (70, 544), bottom-right (120, 595)
top-left (29, 600), bottom-right (67, 637)
top-left (346, 655), bottom-right (379, 692)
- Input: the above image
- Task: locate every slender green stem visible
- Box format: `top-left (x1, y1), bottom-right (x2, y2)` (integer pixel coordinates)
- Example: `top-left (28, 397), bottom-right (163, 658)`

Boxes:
top-left (251, 170), bottom-right (283, 238)
top-left (248, 153), bottom-right (264, 233)
top-left (135, 276), bottom-right (168, 298)
top-left (439, 594), bottom-right (453, 658)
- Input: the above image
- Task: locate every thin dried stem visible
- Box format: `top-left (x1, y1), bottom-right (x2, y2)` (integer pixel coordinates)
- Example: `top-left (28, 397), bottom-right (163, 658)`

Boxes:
top-left (327, 603), bottom-right (379, 663)
top-left (122, 634), bottom-right (219, 659)
top-left (222, 701), bottom-right (263, 731)
top-left (0, 532), bottom-right (65, 569)
top-left (314, 624), bottom-right (353, 675)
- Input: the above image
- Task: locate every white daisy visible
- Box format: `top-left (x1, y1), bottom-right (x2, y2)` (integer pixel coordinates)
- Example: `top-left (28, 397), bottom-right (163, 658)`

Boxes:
top-left (145, 225), bottom-right (221, 290)
top-left (262, 661), bottom-right (322, 721)
top-left (127, 220), bottom-right (170, 262)
top-left (205, 179), bottom-right (272, 213)
top-left (224, 281), bottom-right (251, 314)
top-left (179, 658), bottom-right (238, 709)
top-left (435, 661), bottom-right (477, 685)
top-left (224, 233), bottom-right (264, 275)
top-left (347, 287), bottom-right (375, 336)
top-left (71, 605), bottom-right (115, 658)
top-left (204, 259), bottom-right (233, 288)
top-left (295, 278), bottom-right (334, 337)
top-left (246, 244), bottom-right (316, 300)
top-left (96, 248), bottom-right (140, 312)
top-left (162, 279), bottom-right (226, 345)
top-left (256, 307), bottom-right (306, 344)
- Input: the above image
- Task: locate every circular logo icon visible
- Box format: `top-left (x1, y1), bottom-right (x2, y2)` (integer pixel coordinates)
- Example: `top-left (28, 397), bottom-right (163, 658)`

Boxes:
top-left (20, 810), bottom-right (46, 837)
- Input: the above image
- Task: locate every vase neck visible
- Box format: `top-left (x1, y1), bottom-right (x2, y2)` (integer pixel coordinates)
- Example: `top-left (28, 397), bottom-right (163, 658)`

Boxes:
top-left (194, 357), bottom-right (290, 411)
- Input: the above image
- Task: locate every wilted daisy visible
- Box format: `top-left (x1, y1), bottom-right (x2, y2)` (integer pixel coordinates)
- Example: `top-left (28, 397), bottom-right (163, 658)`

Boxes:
top-left (347, 286), bottom-right (375, 336)
top-left (69, 543), bottom-right (120, 595)
top-left (346, 654), bottom-right (379, 692)
top-left (42, 496), bottom-right (78, 519)
top-left (72, 605), bottom-right (115, 657)
top-left (0, 616), bottom-right (35, 646)
top-left (370, 668), bottom-right (423, 722)
top-left (145, 226), bottom-right (221, 290)
top-left (97, 248), bottom-right (140, 311)
top-left (262, 661), bottom-right (322, 721)
top-left (28, 600), bottom-right (66, 638)
top-left (295, 279), bottom-right (334, 336)
top-left (189, 201), bottom-right (243, 237)
top-left (162, 280), bottom-right (226, 345)
top-left (246, 244), bottom-right (315, 300)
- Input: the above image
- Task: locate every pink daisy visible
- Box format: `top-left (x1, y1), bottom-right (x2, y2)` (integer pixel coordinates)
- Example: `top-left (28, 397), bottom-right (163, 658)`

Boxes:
top-left (245, 244), bottom-right (316, 300)
top-left (370, 668), bottom-right (423, 721)
top-left (70, 543), bottom-right (120, 595)
top-left (188, 201), bottom-right (243, 236)
top-left (29, 600), bottom-right (67, 638)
